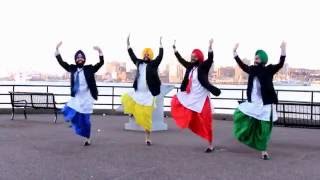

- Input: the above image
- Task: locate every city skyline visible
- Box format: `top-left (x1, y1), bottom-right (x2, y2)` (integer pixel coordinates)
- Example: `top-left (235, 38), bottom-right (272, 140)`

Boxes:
top-left (3, 60), bottom-right (320, 85)
top-left (2, 56), bottom-right (320, 73)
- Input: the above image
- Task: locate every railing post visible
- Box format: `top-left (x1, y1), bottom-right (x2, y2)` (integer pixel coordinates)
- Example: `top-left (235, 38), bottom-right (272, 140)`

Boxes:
top-left (311, 91), bottom-right (314, 120)
top-left (241, 89), bottom-right (244, 102)
top-left (282, 103), bottom-right (286, 127)
top-left (46, 85), bottom-right (49, 108)
top-left (111, 87), bottom-right (114, 110)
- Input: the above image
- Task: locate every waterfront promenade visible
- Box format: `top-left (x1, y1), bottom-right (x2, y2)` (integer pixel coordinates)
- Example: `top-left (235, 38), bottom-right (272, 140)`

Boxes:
top-left (0, 114), bottom-right (319, 180)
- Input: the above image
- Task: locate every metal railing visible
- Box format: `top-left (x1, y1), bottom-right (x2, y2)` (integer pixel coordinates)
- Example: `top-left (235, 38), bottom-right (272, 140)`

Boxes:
top-left (275, 102), bottom-right (320, 128)
top-left (1, 83), bottom-right (320, 128)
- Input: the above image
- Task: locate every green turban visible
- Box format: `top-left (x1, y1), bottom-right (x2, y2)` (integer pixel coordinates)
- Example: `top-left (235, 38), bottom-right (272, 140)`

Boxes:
top-left (255, 50), bottom-right (268, 64)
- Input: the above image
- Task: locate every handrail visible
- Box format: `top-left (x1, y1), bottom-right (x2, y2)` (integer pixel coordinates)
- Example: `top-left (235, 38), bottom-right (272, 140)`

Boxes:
top-left (0, 84), bottom-right (320, 111)
top-left (1, 83), bottom-right (319, 128)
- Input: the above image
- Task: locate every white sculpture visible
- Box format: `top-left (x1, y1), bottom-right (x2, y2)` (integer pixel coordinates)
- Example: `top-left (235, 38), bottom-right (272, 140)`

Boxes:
top-left (123, 84), bottom-right (175, 131)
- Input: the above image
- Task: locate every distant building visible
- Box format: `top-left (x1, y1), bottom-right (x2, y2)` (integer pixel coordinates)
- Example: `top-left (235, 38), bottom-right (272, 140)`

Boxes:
top-left (126, 69), bottom-right (136, 82)
top-left (274, 63), bottom-right (289, 81)
top-left (234, 58), bottom-right (250, 83)
top-left (210, 68), bottom-right (219, 82)
top-left (105, 61), bottom-right (127, 82)
top-left (289, 68), bottom-right (311, 81)
top-left (30, 73), bottom-right (43, 81)
top-left (169, 61), bottom-right (185, 83)
top-left (217, 66), bottom-right (235, 80)
top-left (159, 64), bottom-right (170, 83)
top-left (62, 72), bottom-right (70, 80)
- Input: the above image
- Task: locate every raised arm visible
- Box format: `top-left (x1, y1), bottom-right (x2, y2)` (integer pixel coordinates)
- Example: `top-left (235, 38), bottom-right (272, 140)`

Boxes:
top-left (198, 38), bottom-right (221, 96)
top-left (233, 43), bottom-right (250, 73)
top-left (153, 36), bottom-right (164, 66)
top-left (270, 41), bottom-right (286, 74)
top-left (202, 38), bottom-right (214, 67)
top-left (173, 40), bottom-right (193, 68)
top-left (55, 41), bottom-right (71, 72)
top-left (127, 34), bottom-right (138, 65)
top-left (92, 46), bottom-right (104, 73)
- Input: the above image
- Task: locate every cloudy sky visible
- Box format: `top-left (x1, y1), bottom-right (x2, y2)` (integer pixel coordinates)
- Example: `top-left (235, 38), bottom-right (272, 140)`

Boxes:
top-left (0, 0), bottom-right (319, 76)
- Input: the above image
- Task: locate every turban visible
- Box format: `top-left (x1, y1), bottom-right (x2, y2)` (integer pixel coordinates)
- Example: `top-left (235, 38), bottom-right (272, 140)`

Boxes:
top-left (142, 48), bottom-right (154, 60)
top-left (74, 50), bottom-right (86, 61)
top-left (255, 50), bottom-right (268, 64)
top-left (192, 49), bottom-right (204, 62)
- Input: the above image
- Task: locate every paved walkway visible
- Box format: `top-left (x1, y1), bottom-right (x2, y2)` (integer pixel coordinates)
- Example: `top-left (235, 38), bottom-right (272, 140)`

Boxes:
top-left (0, 114), bottom-right (319, 180)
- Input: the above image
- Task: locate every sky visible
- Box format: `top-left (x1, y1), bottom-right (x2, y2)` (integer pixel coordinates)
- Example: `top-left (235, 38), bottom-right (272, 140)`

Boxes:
top-left (0, 0), bottom-right (319, 76)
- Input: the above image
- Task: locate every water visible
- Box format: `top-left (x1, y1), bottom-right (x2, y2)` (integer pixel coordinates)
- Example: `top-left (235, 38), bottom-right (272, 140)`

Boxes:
top-left (1, 81), bottom-right (320, 114)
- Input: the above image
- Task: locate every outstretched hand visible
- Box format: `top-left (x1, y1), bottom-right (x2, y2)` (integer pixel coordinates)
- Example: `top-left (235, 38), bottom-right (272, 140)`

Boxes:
top-left (209, 38), bottom-right (214, 49)
top-left (93, 46), bottom-right (102, 54)
top-left (280, 41), bottom-right (286, 56)
top-left (233, 43), bottom-right (239, 52)
top-left (127, 34), bottom-right (130, 47)
top-left (56, 41), bottom-right (62, 51)
top-left (280, 41), bottom-right (286, 50)
top-left (173, 40), bottom-right (176, 50)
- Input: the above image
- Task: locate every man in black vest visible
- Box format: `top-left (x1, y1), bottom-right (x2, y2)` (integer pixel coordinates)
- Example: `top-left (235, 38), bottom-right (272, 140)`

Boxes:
top-left (171, 39), bottom-right (221, 153)
top-left (233, 41), bottom-right (286, 160)
top-left (55, 41), bottom-right (104, 146)
top-left (121, 35), bottom-right (163, 145)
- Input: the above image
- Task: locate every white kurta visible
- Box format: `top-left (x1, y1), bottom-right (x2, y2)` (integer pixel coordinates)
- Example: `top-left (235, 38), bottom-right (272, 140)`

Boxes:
top-left (177, 67), bottom-right (211, 113)
top-left (66, 68), bottom-right (95, 114)
top-left (128, 63), bottom-right (154, 106)
top-left (238, 77), bottom-right (278, 122)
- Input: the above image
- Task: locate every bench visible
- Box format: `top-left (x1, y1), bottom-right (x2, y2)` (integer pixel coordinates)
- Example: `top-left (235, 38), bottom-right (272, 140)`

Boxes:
top-left (9, 92), bottom-right (58, 123)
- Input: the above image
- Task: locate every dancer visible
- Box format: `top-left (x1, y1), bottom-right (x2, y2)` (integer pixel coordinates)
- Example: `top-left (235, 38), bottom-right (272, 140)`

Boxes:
top-left (171, 39), bottom-right (221, 153)
top-left (55, 41), bottom-right (104, 146)
top-left (121, 35), bottom-right (163, 145)
top-left (233, 42), bottom-right (286, 160)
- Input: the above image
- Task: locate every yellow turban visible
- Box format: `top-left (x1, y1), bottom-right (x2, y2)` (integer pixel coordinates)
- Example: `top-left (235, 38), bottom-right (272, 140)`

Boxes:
top-left (142, 48), bottom-right (154, 60)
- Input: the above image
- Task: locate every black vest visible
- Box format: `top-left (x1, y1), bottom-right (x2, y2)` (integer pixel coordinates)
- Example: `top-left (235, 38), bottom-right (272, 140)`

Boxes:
top-left (246, 65), bottom-right (278, 105)
top-left (181, 64), bottom-right (221, 96)
top-left (234, 55), bottom-right (286, 105)
top-left (56, 54), bottom-right (104, 100)
top-left (128, 48), bottom-right (163, 96)
top-left (175, 51), bottom-right (221, 96)
top-left (69, 66), bottom-right (99, 100)
top-left (133, 61), bottom-right (161, 96)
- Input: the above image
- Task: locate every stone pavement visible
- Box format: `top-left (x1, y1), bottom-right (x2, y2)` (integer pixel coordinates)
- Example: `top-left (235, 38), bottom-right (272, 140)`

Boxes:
top-left (0, 114), bottom-right (319, 180)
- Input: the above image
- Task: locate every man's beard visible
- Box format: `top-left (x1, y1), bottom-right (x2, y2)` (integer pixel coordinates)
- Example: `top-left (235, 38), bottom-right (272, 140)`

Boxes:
top-left (143, 57), bottom-right (151, 61)
top-left (255, 63), bottom-right (265, 67)
top-left (191, 59), bottom-right (200, 66)
top-left (76, 62), bottom-right (84, 68)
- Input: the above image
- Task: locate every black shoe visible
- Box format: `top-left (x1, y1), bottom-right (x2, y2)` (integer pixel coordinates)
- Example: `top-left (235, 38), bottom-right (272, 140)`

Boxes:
top-left (262, 154), bottom-right (270, 160)
top-left (146, 141), bottom-right (152, 146)
top-left (205, 147), bottom-right (215, 153)
top-left (84, 141), bottom-right (91, 146)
